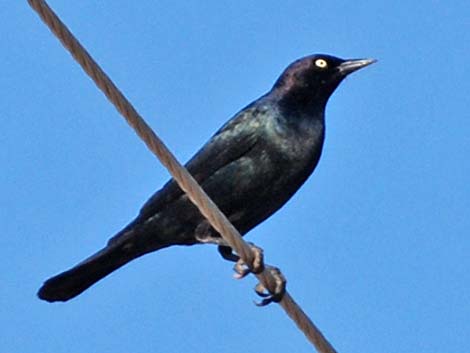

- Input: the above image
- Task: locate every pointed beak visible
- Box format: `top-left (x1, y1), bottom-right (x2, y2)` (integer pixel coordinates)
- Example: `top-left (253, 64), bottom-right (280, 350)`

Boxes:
top-left (338, 58), bottom-right (377, 76)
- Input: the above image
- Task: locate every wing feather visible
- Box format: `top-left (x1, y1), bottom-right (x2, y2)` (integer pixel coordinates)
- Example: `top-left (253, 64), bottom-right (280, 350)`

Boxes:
top-left (138, 106), bottom-right (261, 219)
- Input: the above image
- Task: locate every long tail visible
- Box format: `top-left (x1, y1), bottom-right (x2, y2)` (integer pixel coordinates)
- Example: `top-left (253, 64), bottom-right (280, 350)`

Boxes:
top-left (38, 216), bottom-right (186, 302)
top-left (37, 244), bottom-right (138, 302)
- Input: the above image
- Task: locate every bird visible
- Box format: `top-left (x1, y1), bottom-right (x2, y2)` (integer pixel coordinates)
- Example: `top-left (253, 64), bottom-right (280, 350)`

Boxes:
top-left (38, 54), bottom-right (375, 302)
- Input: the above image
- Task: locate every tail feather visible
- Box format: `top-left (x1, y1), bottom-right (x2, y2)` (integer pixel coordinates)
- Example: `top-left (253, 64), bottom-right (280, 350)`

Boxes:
top-left (38, 245), bottom-right (135, 302)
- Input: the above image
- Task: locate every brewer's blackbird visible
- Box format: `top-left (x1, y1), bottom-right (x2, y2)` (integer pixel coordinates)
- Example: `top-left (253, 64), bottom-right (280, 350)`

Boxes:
top-left (38, 54), bottom-right (375, 302)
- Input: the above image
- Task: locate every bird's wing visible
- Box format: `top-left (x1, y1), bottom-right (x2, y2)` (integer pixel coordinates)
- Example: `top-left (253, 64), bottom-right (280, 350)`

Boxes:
top-left (138, 105), bottom-right (262, 219)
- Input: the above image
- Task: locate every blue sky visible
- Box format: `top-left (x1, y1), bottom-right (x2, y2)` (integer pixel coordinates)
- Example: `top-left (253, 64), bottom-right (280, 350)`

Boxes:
top-left (2, 1), bottom-right (469, 352)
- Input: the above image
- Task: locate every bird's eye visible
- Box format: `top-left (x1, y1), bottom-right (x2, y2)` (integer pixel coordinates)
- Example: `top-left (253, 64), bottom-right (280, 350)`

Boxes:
top-left (314, 59), bottom-right (328, 69)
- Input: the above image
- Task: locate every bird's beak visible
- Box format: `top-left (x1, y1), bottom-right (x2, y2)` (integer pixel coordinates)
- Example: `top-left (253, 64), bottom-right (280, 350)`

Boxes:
top-left (338, 58), bottom-right (377, 76)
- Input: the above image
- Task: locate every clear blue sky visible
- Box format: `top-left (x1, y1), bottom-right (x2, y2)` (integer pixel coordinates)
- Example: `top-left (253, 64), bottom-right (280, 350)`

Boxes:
top-left (2, 1), bottom-right (469, 352)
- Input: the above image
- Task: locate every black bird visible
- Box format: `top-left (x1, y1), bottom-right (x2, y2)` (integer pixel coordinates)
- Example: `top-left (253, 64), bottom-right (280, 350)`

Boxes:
top-left (38, 54), bottom-right (375, 302)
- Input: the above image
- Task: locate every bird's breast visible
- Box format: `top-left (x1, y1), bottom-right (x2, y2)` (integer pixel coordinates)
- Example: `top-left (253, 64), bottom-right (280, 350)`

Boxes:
top-left (263, 115), bottom-right (325, 168)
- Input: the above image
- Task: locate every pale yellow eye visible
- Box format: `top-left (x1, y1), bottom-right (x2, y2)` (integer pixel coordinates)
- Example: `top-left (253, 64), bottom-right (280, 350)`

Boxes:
top-left (314, 58), bottom-right (328, 69)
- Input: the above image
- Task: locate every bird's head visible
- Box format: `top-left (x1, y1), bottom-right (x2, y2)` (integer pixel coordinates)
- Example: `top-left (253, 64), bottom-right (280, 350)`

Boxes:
top-left (271, 54), bottom-right (376, 115)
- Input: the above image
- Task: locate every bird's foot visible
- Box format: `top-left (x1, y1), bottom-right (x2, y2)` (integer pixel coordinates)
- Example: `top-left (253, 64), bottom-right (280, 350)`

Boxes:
top-left (233, 243), bottom-right (264, 279)
top-left (218, 245), bottom-right (240, 262)
top-left (219, 243), bottom-right (285, 306)
top-left (253, 266), bottom-right (286, 306)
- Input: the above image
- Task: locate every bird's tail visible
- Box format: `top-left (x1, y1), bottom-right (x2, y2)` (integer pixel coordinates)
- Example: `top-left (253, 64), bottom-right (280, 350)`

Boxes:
top-left (37, 243), bottom-right (138, 302)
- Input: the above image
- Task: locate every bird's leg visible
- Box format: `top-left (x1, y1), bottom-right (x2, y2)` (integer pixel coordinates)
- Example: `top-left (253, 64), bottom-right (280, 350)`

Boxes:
top-left (254, 266), bottom-right (287, 306)
top-left (218, 242), bottom-right (264, 277)
top-left (217, 245), bottom-right (240, 262)
top-left (232, 242), bottom-right (265, 279)
top-left (218, 243), bottom-right (264, 275)
top-left (219, 243), bottom-right (286, 306)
